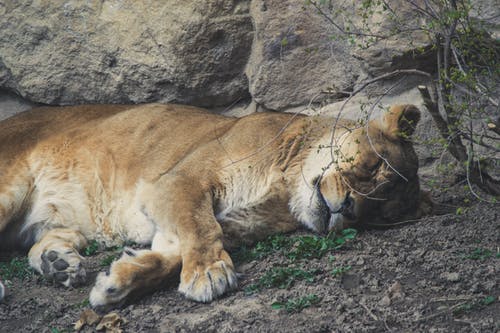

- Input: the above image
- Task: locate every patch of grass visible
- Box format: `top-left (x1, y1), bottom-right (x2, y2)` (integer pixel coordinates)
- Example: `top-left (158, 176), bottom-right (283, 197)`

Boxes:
top-left (271, 294), bottom-right (321, 313)
top-left (233, 235), bottom-right (292, 262)
top-left (100, 254), bottom-right (118, 267)
top-left (0, 257), bottom-right (33, 280)
top-left (331, 265), bottom-right (352, 277)
top-left (82, 240), bottom-right (99, 256)
top-left (236, 229), bottom-right (357, 312)
top-left (49, 328), bottom-right (70, 333)
top-left (82, 240), bottom-right (136, 267)
top-left (233, 228), bottom-right (357, 264)
top-left (73, 298), bottom-right (90, 309)
top-left (464, 248), bottom-right (494, 260)
top-left (245, 266), bottom-right (319, 293)
top-left (288, 229), bottom-right (357, 260)
top-left (453, 295), bottom-right (496, 315)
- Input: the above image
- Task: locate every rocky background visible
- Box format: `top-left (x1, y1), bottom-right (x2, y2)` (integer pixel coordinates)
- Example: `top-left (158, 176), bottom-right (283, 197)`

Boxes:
top-left (0, 0), bottom-right (437, 110)
top-left (1, 0), bottom-right (496, 116)
top-left (3, 0), bottom-right (498, 179)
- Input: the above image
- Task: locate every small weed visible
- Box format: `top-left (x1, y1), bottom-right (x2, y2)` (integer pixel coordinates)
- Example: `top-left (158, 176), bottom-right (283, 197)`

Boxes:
top-left (50, 328), bottom-right (69, 333)
top-left (287, 229), bottom-right (356, 260)
top-left (465, 248), bottom-right (494, 260)
top-left (100, 254), bottom-right (118, 267)
top-left (0, 257), bottom-right (33, 280)
top-left (83, 240), bottom-right (99, 256)
top-left (331, 265), bottom-right (352, 277)
top-left (271, 294), bottom-right (321, 313)
top-left (83, 240), bottom-right (132, 262)
top-left (233, 228), bottom-right (357, 264)
top-left (245, 267), bottom-right (318, 293)
top-left (482, 295), bottom-right (495, 305)
top-left (73, 298), bottom-right (90, 309)
top-left (453, 295), bottom-right (496, 315)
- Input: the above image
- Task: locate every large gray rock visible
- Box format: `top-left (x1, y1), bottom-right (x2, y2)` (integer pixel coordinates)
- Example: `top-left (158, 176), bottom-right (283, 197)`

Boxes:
top-left (0, 89), bottom-right (34, 121)
top-left (0, 0), bottom-right (253, 106)
top-left (1, 0), bottom-right (494, 112)
top-left (245, 0), bottom-right (363, 111)
top-left (245, 0), bottom-right (432, 111)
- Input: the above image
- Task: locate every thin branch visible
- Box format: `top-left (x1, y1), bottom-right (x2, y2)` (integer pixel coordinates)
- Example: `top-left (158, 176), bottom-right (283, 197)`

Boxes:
top-left (415, 301), bottom-right (468, 322)
top-left (309, 0), bottom-right (389, 39)
top-left (450, 46), bottom-right (499, 107)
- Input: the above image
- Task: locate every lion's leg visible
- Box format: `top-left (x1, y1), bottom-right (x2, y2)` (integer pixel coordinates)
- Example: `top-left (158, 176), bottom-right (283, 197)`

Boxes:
top-left (139, 176), bottom-right (237, 303)
top-left (0, 161), bottom-right (32, 232)
top-left (28, 228), bottom-right (88, 286)
top-left (89, 232), bottom-right (181, 309)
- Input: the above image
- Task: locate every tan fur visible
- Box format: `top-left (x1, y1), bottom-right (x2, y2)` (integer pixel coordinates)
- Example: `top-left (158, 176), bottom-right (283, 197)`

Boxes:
top-left (0, 103), bottom-right (429, 307)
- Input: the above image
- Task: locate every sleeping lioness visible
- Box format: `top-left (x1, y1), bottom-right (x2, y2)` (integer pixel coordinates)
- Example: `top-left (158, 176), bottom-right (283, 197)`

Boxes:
top-left (0, 103), bottom-right (429, 308)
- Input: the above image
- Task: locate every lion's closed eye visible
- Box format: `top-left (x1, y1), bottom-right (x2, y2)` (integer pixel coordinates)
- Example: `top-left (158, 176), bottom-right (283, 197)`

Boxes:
top-left (351, 159), bottom-right (382, 181)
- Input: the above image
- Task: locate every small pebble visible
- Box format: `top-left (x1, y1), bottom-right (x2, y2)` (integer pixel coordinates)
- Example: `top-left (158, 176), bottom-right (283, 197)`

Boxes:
top-left (441, 272), bottom-right (460, 282)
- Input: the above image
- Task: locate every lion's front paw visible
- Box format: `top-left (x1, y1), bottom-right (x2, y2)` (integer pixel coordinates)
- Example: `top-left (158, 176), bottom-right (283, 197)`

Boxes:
top-left (89, 248), bottom-right (140, 310)
top-left (89, 270), bottom-right (129, 312)
top-left (178, 251), bottom-right (237, 303)
top-left (37, 249), bottom-right (86, 287)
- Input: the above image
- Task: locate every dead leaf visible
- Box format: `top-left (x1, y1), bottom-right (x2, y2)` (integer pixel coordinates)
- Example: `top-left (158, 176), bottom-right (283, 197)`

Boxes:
top-left (387, 281), bottom-right (403, 299)
top-left (96, 312), bottom-right (126, 333)
top-left (74, 308), bottom-right (101, 331)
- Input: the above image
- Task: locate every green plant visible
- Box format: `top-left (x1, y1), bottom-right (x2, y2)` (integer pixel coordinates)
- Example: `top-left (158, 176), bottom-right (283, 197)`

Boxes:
top-left (49, 327), bottom-right (72, 333)
top-left (82, 240), bottom-right (99, 256)
top-left (287, 229), bottom-right (357, 261)
top-left (0, 257), bottom-right (33, 280)
top-left (464, 247), bottom-right (494, 260)
top-left (271, 294), bottom-right (321, 313)
top-left (233, 229), bottom-right (357, 264)
top-left (245, 267), bottom-right (319, 293)
top-left (73, 298), bottom-right (90, 309)
top-left (331, 265), bottom-right (352, 277)
top-left (100, 254), bottom-right (118, 267)
top-left (453, 295), bottom-right (496, 315)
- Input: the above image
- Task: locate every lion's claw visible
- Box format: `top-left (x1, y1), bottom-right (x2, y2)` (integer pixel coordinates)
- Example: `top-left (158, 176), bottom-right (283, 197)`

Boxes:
top-left (178, 260), bottom-right (237, 302)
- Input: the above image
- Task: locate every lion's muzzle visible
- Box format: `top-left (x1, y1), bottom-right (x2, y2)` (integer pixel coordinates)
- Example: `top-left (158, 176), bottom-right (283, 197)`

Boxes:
top-left (316, 188), bottom-right (357, 234)
top-left (334, 192), bottom-right (356, 221)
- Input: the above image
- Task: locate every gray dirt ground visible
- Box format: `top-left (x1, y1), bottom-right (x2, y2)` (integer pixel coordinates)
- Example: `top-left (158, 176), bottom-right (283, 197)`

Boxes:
top-left (0, 182), bottom-right (499, 333)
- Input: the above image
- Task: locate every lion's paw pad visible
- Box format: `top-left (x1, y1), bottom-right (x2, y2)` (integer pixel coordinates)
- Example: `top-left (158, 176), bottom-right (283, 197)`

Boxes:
top-left (41, 249), bottom-right (86, 286)
top-left (179, 260), bottom-right (237, 303)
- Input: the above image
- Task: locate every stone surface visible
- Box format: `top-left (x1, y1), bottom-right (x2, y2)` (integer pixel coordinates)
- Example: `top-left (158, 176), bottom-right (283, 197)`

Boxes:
top-left (0, 0), bottom-right (434, 110)
top-left (245, 0), bottom-right (364, 110)
top-left (245, 0), bottom-right (433, 110)
top-left (0, 90), bottom-right (34, 121)
top-left (0, 0), bottom-right (495, 114)
top-left (0, 0), bottom-right (253, 106)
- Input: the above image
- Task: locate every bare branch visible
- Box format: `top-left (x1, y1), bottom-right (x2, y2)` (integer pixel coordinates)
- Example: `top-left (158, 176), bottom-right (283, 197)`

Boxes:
top-left (309, 0), bottom-right (389, 39)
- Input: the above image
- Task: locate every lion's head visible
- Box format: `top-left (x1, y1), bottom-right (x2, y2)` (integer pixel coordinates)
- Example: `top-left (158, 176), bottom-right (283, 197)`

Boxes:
top-left (294, 104), bottom-right (431, 233)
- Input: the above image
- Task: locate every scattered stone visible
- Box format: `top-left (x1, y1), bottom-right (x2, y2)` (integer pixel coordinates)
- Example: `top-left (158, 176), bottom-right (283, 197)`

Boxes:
top-left (387, 281), bottom-right (404, 299)
top-left (441, 272), bottom-right (460, 282)
top-left (379, 295), bottom-right (391, 307)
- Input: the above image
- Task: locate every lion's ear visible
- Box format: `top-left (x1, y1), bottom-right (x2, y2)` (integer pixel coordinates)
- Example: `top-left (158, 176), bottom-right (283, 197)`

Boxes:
top-left (379, 104), bottom-right (421, 140)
